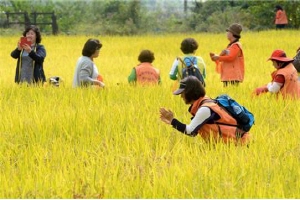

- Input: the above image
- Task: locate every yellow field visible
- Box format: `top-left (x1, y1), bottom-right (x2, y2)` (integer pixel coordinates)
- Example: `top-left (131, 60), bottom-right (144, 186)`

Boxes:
top-left (0, 30), bottom-right (300, 198)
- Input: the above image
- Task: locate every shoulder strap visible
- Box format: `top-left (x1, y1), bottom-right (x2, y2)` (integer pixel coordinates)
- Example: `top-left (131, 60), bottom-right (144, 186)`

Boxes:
top-left (177, 57), bottom-right (187, 68)
top-left (182, 56), bottom-right (197, 67)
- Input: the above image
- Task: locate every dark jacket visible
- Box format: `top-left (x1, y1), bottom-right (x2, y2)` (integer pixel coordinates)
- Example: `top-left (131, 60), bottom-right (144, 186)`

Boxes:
top-left (10, 44), bottom-right (46, 83)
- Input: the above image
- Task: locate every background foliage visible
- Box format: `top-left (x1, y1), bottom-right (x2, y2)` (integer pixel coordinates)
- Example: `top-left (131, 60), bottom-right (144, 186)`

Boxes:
top-left (0, 0), bottom-right (300, 36)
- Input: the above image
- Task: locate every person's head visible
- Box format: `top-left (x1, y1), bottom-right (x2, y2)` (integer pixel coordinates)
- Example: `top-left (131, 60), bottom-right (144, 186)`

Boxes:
top-left (23, 25), bottom-right (41, 44)
top-left (138, 49), bottom-right (155, 63)
top-left (180, 38), bottom-right (198, 54)
top-left (268, 49), bottom-right (294, 69)
top-left (173, 76), bottom-right (206, 104)
top-left (82, 38), bottom-right (102, 58)
top-left (226, 23), bottom-right (242, 40)
top-left (275, 5), bottom-right (283, 11)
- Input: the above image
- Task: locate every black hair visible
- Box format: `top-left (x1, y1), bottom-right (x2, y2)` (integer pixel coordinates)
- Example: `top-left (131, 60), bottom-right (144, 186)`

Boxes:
top-left (23, 25), bottom-right (42, 44)
top-left (181, 76), bottom-right (206, 103)
top-left (82, 38), bottom-right (102, 57)
top-left (138, 49), bottom-right (155, 63)
top-left (180, 38), bottom-right (198, 54)
top-left (275, 5), bottom-right (283, 11)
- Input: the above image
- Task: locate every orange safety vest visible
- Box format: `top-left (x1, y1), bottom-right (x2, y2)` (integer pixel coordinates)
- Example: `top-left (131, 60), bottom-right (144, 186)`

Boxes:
top-left (189, 96), bottom-right (250, 145)
top-left (135, 62), bottom-right (160, 85)
top-left (273, 63), bottom-right (300, 99)
top-left (220, 42), bottom-right (244, 82)
top-left (275, 10), bottom-right (288, 25)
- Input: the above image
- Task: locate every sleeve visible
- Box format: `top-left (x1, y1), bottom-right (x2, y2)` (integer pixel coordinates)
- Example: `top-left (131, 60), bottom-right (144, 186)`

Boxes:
top-left (29, 45), bottom-right (46, 64)
top-left (267, 74), bottom-right (284, 93)
top-left (186, 107), bottom-right (211, 134)
top-left (170, 107), bottom-right (212, 137)
top-left (78, 60), bottom-right (94, 84)
top-left (128, 68), bottom-right (137, 83)
top-left (218, 44), bottom-right (240, 62)
top-left (169, 58), bottom-right (179, 80)
top-left (196, 56), bottom-right (207, 78)
top-left (11, 48), bottom-right (21, 59)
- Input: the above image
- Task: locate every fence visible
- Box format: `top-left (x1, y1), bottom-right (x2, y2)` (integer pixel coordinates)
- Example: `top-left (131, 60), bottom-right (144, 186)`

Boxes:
top-left (5, 11), bottom-right (58, 35)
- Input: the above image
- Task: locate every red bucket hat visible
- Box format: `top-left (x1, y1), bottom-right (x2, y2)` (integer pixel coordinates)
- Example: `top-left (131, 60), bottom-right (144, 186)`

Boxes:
top-left (268, 49), bottom-right (294, 62)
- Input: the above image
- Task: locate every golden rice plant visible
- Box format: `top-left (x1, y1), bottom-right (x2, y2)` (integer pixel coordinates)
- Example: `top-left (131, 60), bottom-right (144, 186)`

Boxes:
top-left (0, 30), bottom-right (299, 198)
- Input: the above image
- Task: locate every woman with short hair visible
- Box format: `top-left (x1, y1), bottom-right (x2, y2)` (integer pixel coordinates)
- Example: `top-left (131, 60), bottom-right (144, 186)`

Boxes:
top-left (72, 38), bottom-right (105, 88)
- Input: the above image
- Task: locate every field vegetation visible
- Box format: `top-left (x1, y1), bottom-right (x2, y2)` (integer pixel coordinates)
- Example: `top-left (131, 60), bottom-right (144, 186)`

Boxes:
top-left (0, 30), bottom-right (299, 198)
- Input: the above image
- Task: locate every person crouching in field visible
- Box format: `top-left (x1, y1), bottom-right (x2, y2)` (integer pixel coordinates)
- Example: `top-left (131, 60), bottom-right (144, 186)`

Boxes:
top-left (128, 49), bottom-right (161, 85)
top-left (72, 39), bottom-right (105, 88)
top-left (169, 38), bottom-right (206, 84)
top-left (210, 23), bottom-right (244, 87)
top-left (254, 49), bottom-right (300, 99)
top-left (10, 25), bottom-right (46, 85)
top-left (159, 76), bottom-right (250, 145)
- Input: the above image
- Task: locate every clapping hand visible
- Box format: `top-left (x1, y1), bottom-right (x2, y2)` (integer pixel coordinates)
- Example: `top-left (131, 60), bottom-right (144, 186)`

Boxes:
top-left (159, 107), bottom-right (174, 124)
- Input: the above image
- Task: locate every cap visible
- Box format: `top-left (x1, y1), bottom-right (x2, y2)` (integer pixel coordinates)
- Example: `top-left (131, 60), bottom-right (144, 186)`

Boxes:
top-left (268, 49), bottom-right (294, 62)
top-left (173, 82), bottom-right (186, 95)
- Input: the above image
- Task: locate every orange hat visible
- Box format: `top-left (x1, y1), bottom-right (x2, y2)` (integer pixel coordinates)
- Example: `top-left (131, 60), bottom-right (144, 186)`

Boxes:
top-left (268, 49), bottom-right (294, 62)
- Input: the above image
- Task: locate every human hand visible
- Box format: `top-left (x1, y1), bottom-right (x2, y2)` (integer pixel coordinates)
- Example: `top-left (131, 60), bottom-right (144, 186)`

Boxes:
top-left (159, 107), bottom-right (174, 125)
top-left (254, 86), bottom-right (268, 96)
top-left (209, 52), bottom-right (215, 61)
top-left (22, 44), bottom-right (32, 53)
top-left (98, 81), bottom-right (105, 87)
top-left (17, 41), bottom-right (22, 50)
top-left (211, 55), bottom-right (219, 61)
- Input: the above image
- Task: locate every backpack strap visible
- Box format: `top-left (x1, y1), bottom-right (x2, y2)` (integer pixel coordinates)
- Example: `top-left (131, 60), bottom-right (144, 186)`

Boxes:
top-left (177, 57), bottom-right (187, 79)
top-left (177, 57), bottom-right (187, 67)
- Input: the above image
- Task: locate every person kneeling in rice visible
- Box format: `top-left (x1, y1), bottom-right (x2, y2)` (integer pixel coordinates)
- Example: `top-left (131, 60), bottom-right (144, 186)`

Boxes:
top-left (159, 76), bottom-right (250, 145)
top-left (254, 49), bottom-right (300, 99)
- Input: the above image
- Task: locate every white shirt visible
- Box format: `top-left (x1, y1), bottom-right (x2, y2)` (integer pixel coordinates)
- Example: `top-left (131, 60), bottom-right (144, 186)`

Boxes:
top-left (267, 82), bottom-right (283, 93)
top-left (185, 106), bottom-right (211, 134)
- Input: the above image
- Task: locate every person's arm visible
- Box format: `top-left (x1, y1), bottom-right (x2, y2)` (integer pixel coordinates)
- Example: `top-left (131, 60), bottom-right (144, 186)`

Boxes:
top-left (254, 74), bottom-right (284, 95)
top-left (160, 107), bottom-right (212, 137)
top-left (11, 48), bottom-right (21, 59)
top-left (196, 56), bottom-right (206, 78)
top-left (128, 68), bottom-right (137, 83)
top-left (267, 74), bottom-right (284, 93)
top-left (28, 44), bottom-right (46, 64)
top-left (169, 58), bottom-right (179, 80)
top-left (78, 60), bottom-right (95, 85)
top-left (217, 44), bottom-right (240, 62)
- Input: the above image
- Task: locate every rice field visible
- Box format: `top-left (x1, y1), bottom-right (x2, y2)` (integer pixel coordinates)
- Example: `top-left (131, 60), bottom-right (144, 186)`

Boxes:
top-left (0, 30), bottom-right (299, 198)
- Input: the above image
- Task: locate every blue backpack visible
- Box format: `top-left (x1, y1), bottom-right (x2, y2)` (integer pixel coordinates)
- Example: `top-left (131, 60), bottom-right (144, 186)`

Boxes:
top-left (177, 57), bottom-right (206, 87)
top-left (214, 94), bottom-right (255, 132)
